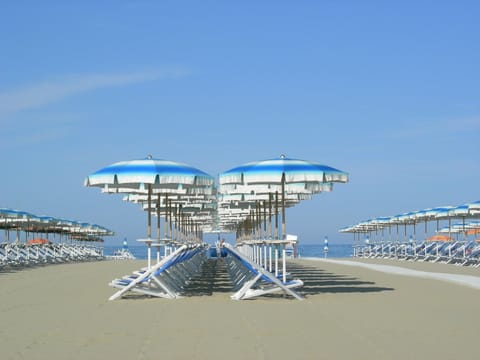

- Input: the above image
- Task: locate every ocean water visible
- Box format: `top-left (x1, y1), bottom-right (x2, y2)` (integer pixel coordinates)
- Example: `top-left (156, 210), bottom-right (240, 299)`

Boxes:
top-left (103, 243), bottom-right (353, 259)
top-left (298, 243), bottom-right (353, 258)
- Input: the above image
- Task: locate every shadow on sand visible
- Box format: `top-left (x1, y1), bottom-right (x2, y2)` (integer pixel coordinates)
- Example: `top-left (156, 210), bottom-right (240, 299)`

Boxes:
top-left (180, 258), bottom-right (234, 297)
top-left (287, 261), bottom-right (395, 296)
top-left (116, 257), bottom-right (394, 301)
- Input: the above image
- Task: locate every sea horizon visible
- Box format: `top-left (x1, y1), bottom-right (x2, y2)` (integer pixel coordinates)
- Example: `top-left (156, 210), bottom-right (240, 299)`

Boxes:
top-left (103, 243), bottom-right (354, 259)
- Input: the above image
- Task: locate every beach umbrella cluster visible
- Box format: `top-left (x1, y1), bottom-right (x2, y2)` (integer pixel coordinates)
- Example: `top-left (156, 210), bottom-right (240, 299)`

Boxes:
top-left (217, 155), bottom-right (348, 241)
top-left (0, 209), bottom-right (113, 269)
top-left (85, 155), bottom-right (348, 270)
top-left (341, 201), bottom-right (480, 241)
top-left (214, 155), bottom-right (348, 281)
top-left (85, 156), bottom-right (217, 268)
top-left (85, 154), bottom-right (349, 300)
top-left (85, 155), bottom-right (349, 242)
top-left (341, 200), bottom-right (480, 266)
top-left (85, 156), bottom-right (216, 238)
top-left (0, 208), bottom-right (113, 243)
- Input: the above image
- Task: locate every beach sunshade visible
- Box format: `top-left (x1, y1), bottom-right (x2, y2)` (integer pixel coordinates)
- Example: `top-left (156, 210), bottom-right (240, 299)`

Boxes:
top-left (27, 238), bottom-right (50, 245)
top-left (219, 155), bottom-right (348, 186)
top-left (426, 234), bottom-right (453, 242)
top-left (85, 156), bottom-right (215, 268)
top-left (85, 156), bottom-right (214, 191)
top-left (219, 155), bottom-right (348, 240)
top-left (466, 228), bottom-right (480, 236)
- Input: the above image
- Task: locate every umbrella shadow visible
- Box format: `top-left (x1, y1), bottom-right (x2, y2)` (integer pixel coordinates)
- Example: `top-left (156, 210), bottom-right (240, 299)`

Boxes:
top-left (0, 262), bottom-right (51, 274)
top-left (113, 258), bottom-right (234, 301)
top-left (287, 261), bottom-right (395, 295)
top-left (181, 258), bottom-right (234, 297)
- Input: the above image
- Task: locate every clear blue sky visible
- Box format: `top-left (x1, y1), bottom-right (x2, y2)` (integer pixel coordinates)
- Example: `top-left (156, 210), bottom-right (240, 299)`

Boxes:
top-left (1, 1), bottom-right (479, 245)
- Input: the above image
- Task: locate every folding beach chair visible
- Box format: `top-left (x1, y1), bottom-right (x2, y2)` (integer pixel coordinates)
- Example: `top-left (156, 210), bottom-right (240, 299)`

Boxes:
top-left (223, 244), bottom-right (304, 300)
top-left (108, 244), bottom-right (207, 300)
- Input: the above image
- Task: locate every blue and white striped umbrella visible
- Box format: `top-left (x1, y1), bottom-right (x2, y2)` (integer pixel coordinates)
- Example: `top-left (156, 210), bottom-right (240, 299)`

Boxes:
top-left (218, 155), bottom-right (348, 240)
top-left (85, 156), bottom-right (214, 191)
top-left (219, 155), bottom-right (348, 186)
top-left (85, 156), bottom-right (214, 265)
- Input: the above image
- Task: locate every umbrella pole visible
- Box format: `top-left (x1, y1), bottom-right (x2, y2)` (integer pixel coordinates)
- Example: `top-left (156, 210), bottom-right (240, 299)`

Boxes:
top-left (263, 200), bottom-right (267, 240)
top-left (263, 200), bottom-right (267, 267)
top-left (156, 194), bottom-right (161, 263)
top-left (147, 185), bottom-right (152, 239)
top-left (425, 220), bottom-right (428, 241)
top-left (274, 190), bottom-right (279, 275)
top-left (178, 210), bottom-right (182, 242)
top-left (281, 174), bottom-right (286, 282)
top-left (175, 204), bottom-right (179, 242)
top-left (281, 173), bottom-right (286, 240)
top-left (169, 200), bottom-right (173, 243)
top-left (255, 202), bottom-right (259, 241)
top-left (173, 204), bottom-right (177, 242)
top-left (147, 184), bottom-right (152, 270)
top-left (250, 210), bottom-right (255, 241)
top-left (275, 244), bottom-right (279, 277)
top-left (268, 193), bottom-right (272, 240)
top-left (413, 221), bottom-right (416, 241)
top-left (275, 191), bottom-right (279, 240)
top-left (164, 194), bottom-right (169, 255)
top-left (268, 193), bottom-right (273, 270)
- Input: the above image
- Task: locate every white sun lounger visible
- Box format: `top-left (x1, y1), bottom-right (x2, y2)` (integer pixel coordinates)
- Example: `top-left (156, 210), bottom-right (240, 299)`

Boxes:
top-left (108, 244), bottom-right (207, 300)
top-left (223, 244), bottom-right (303, 300)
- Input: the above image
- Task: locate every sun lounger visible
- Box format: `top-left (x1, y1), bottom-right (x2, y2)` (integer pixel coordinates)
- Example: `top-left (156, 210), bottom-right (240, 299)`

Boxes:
top-left (108, 244), bottom-right (208, 300)
top-left (223, 244), bottom-right (303, 300)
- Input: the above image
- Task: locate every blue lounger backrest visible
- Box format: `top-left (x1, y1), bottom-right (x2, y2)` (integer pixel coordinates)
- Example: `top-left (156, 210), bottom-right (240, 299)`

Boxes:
top-left (224, 247), bottom-right (272, 283)
top-left (150, 251), bottom-right (184, 278)
top-left (149, 245), bottom-right (205, 278)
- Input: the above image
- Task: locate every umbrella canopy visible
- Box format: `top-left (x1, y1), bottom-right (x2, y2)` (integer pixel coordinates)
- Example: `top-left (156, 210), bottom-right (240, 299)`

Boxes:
top-left (27, 238), bottom-right (50, 245)
top-left (219, 155), bottom-right (348, 186)
top-left (466, 228), bottom-right (480, 236)
top-left (85, 156), bottom-right (214, 192)
top-left (85, 156), bottom-right (215, 268)
top-left (218, 155), bottom-right (348, 240)
top-left (426, 234), bottom-right (453, 242)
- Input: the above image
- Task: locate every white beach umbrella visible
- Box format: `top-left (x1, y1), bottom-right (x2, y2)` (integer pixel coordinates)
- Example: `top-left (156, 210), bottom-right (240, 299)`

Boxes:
top-left (218, 155), bottom-right (348, 241)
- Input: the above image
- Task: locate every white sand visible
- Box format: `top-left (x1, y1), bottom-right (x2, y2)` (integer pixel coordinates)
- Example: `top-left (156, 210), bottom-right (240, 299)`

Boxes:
top-left (1, 259), bottom-right (479, 360)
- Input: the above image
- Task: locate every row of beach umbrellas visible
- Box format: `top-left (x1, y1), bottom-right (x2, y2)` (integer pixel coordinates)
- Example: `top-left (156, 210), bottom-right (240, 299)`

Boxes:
top-left (0, 208), bottom-right (114, 243)
top-left (340, 201), bottom-right (480, 242)
top-left (84, 155), bottom-right (349, 273)
top-left (85, 155), bottom-right (349, 244)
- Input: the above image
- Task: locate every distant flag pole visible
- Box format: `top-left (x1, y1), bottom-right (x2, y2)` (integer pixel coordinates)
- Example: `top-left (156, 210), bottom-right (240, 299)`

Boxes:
top-left (324, 236), bottom-right (329, 258)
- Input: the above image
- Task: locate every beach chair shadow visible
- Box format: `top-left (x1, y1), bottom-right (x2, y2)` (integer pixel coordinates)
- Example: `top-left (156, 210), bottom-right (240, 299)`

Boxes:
top-left (108, 244), bottom-right (209, 300)
top-left (223, 244), bottom-right (304, 300)
top-left (181, 258), bottom-right (234, 296)
top-left (287, 262), bottom-right (395, 295)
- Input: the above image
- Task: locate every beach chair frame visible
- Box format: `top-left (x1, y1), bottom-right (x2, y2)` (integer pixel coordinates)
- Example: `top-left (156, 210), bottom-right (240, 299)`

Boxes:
top-left (108, 244), bottom-right (207, 300)
top-left (223, 244), bottom-right (304, 300)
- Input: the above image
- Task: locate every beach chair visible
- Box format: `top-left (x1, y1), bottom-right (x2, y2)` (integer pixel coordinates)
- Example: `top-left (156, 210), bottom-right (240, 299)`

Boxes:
top-left (0, 244), bottom-right (6, 267)
top-left (223, 244), bottom-right (304, 300)
top-left (447, 241), bottom-right (473, 265)
top-left (108, 244), bottom-right (207, 300)
top-left (459, 243), bottom-right (480, 266)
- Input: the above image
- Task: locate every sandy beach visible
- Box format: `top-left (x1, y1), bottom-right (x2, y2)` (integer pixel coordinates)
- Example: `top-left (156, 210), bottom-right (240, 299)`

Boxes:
top-left (1, 258), bottom-right (479, 360)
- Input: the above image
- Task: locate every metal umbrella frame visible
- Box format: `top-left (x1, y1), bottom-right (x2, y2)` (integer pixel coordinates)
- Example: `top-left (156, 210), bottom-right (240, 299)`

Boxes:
top-left (219, 155), bottom-right (348, 241)
top-left (342, 200), bottom-right (480, 260)
top-left (84, 156), bottom-right (215, 269)
top-left (0, 208), bottom-right (113, 247)
top-left (218, 155), bottom-right (348, 282)
top-left (124, 192), bottom-right (217, 262)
